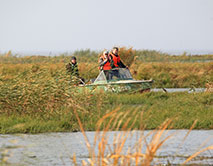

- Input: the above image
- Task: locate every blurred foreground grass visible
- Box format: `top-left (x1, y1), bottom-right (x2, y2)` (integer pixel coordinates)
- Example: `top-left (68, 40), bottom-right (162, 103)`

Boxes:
top-left (72, 109), bottom-right (213, 166)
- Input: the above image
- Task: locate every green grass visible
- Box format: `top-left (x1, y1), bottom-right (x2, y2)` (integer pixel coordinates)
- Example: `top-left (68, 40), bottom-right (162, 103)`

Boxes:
top-left (0, 92), bottom-right (212, 134)
top-left (109, 92), bottom-right (213, 129)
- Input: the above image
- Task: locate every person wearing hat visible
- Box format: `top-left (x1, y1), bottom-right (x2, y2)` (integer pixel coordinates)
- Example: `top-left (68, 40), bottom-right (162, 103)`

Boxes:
top-left (66, 56), bottom-right (79, 77)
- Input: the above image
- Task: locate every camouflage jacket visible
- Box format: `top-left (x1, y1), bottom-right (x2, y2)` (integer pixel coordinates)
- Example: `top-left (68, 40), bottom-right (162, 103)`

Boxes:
top-left (66, 62), bottom-right (79, 77)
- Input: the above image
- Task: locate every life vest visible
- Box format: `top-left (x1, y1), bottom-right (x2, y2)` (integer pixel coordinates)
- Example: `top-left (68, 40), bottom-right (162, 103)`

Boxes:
top-left (110, 53), bottom-right (121, 68)
top-left (100, 55), bottom-right (111, 70)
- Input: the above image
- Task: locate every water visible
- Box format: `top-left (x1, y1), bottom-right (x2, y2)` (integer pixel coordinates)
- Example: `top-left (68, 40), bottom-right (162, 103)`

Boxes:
top-left (0, 130), bottom-right (213, 166)
top-left (151, 88), bottom-right (206, 93)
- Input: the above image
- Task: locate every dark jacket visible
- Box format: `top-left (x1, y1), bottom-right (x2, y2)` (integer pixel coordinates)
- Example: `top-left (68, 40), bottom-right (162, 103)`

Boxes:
top-left (66, 62), bottom-right (79, 77)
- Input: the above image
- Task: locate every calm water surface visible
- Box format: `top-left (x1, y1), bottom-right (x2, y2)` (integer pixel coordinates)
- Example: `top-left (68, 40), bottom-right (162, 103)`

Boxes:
top-left (151, 88), bottom-right (205, 93)
top-left (0, 130), bottom-right (213, 166)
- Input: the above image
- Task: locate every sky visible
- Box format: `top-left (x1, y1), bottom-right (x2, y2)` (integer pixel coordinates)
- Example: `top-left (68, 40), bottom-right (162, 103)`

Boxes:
top-left (0, 0), bottom-right (213, 54)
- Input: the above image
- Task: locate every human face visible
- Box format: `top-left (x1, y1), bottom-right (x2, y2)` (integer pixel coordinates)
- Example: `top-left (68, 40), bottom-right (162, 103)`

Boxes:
top-left (113, 49), bottom-right (118, 55)
top-left (71, 59), bottom-right (76, 64)
top-left (103, 52), bottom-right (108, 58)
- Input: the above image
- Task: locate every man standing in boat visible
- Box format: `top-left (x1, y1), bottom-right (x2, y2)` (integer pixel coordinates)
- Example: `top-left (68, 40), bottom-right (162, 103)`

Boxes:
top-left (109, 47), bottom-right (127, 69)
top-left (108, 47), bottom-right (128, 79)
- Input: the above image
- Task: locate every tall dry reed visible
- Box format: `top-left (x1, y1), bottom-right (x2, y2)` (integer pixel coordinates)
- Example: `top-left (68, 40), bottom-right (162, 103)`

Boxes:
top-left (73, 109), bottom-right (212, 166)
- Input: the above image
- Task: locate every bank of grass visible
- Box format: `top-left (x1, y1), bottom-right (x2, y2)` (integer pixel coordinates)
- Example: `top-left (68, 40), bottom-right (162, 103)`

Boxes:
top-left (0, 91), bottom-right (212, 134)
top-left (109, 92), bottom-right (213, 129)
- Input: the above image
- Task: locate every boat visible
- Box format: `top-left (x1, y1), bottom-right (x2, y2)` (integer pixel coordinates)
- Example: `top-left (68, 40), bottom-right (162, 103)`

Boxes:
top-left (79, 68), bottom-right (153, 93)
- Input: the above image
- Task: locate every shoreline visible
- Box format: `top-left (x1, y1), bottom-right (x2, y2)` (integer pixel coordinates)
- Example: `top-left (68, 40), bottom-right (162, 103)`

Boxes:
top-left (0, 92), bottom-right (212, 134)
top-left (1, 129), bottom-right (213, 135)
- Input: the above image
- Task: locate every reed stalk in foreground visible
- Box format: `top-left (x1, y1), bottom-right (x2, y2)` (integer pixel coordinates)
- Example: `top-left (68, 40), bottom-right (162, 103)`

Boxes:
top-left (73, 109), bottom-right (212, 166)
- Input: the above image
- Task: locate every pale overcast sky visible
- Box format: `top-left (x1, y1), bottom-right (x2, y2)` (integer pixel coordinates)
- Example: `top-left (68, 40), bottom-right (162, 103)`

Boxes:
top-left (0, 0), bottom-right (213, 54)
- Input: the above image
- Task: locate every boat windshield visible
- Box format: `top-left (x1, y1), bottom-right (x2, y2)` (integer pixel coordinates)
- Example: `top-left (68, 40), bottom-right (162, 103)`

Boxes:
top-left (94, 68), bottom-right (133, 83)
top-left (105, 68), bottom-right (133, 81)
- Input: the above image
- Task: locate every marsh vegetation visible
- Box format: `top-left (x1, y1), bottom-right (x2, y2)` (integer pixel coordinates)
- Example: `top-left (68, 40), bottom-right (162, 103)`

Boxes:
top-left (0, 48), bottom-right (212, 133)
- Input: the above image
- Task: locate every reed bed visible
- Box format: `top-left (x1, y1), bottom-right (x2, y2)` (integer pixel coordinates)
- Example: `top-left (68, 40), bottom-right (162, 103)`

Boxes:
top-left (132, 62), bottom-right (213, 88)
top-left (1, 47), bottom-right (213, 88)
top-left (1, 62), bottom-right (213, 88)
